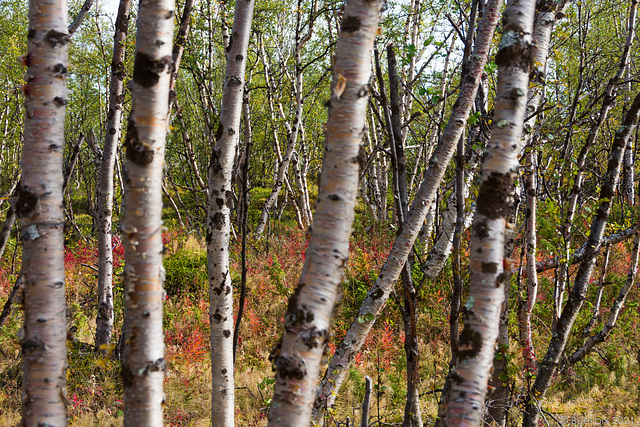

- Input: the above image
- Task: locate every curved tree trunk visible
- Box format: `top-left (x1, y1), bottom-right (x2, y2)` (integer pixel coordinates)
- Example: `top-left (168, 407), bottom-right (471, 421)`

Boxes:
top-left (20, 0), bottom-right (69, 424)
top-left (95, 0), bottom-right (131, 350)
top-left (206, 0), bottom-right (254, 424)
top-left (444, 0), bottom-right (536, 424)
top-left (523, 90), bottom-right (640, 427)
top-left (120, 0), bottom-right (174, 423)
top-left (268, 0), bottom-right (381, 424)
top-left (313, 0), bottom-right (503, 419)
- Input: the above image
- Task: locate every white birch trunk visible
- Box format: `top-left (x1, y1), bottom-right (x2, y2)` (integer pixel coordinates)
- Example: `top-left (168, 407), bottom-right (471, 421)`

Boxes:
top-left (206, 0), bottom-right (254, 424)
top-left (444, 1), bottom-right (536, 424)
top-left (121, 0), bottom-right (174, 423)
top-left (96, 0), bottom-right (131, 350)
top-left (268, 0), bottom-right (381, 424)
top-left (20, 0), bottom-right (69, 423)
top-left (313, 0), bottom-right (503, 418)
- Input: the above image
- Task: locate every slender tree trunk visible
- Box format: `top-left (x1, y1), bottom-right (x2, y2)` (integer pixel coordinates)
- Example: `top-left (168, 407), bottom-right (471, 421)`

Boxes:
top-left (254, 0), bottom-right (313, 236)
top-left (581, 244), bottom-right (610, 337)
top-left (485, 190), bottom-right (521, 427)
top-left (233, 83), bottom-right (252, 361)
top-left (120, 0), bottom-right (174, 423)
top-left (0, 200), bottom-right (17, 261)
top-left (556, 0), bottom-right (636, 324)
top-left (515, 148), bottom-right (538, 372)
top-left (68, 0), bottom-right (94, 35)
top-left (314, 0), bottom-right (503, 419)
top-left (206, 0), bottom-right (254, 424)
top-left (95, 0), bottom-right (131, 350)
top-left (268, 0), bottom-right (381, 424)
top-left (168, 0), bottom-right (195, 112)
top-left (445, 1), bottom-right (536, 424)
top-left (20, 0), bottom-right (69, 424)
top-left (523, 91), bottom-right (640, 427)
top-left (568, 195), bottom-right (640, 364)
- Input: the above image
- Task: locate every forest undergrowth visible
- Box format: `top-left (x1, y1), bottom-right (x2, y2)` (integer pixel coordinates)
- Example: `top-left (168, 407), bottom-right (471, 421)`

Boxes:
top-left (0, 220), bottom-right (639, 426)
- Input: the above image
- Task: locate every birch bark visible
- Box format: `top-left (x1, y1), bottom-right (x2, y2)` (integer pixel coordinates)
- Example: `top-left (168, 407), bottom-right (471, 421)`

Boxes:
top-left (268, 0), bottom-right (381, 424)
top-left (95, 0), bottom-right (131, 350)
top-left (445, 0), bottom-right (536, 424)
top-left (206, 0), bottom-right (254, 424)
top-left (20, 0), bottom-right (69, 423)
top-left (313, 0), bottom-right (503, 418)
top-left (120, 0), bottom-right (173, 423)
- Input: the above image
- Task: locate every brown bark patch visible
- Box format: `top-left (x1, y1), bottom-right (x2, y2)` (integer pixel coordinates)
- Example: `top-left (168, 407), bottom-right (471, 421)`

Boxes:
top-left (341, 16), bottom-right (361, 33)
top-left (476, 172), bottom-right (515, 219)
top-left (16, 186), bottom-right (38, 217)
top-left (495, 37), bottom-right (532, 71)
top-left (52, 63), bottom-right (67, 76)
top-left (274, 353), bottom-right (307, 380)
top-left (481, 262), bottom-right (498, 274)
top-left (285, 284), bottom-right (315, 326)
top-left (45, 30), bottom-right (70, 47)
top-left (22, 338), bottom-right (45, 356)
top-left (299, 327), bottom-right (329, 349)
top-left (132, 52), bottom-right (171, 88)
top-left (124, 120), bottom-right (154, 165)
top-left (211, 212), bottom-right (226, 230)
top-left (457, 327), bottom-right (483, 361)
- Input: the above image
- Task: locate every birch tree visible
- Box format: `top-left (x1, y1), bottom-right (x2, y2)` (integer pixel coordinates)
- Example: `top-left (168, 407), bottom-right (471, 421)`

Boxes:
top-left (206, 0), bottom-right (254, 424)
top-left (517, 0), bottom-right (569, 377)
top-left (254, 0), bottom-right (315, 236)
top-left (95, 0), bottom-right (131, 350)
top-left (19, 0), bottom-right (69, 423)
top-left (524, 90), bottom-right (640, 427)
top-left (314, 0), bottom-right (503, 418)
top-left (120, 0), bottom-right (174, 422)
top-left (267, 0), bottom-right (381, 423)
top-left (444, 0), bottom-right (536, 423)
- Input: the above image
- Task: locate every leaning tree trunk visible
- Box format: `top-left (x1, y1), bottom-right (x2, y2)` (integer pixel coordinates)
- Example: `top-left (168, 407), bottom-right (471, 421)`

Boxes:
top-left (567, 190), bottom-right (640, 365)
top-left (95, 0), bottom-right (131, 350)
top-left (267, 0), bottom-right (382, 424)
top-left (556, 0), bottom-right (636, 324)
top-left (120, 0), bottom-right (174, 423)
top-left (19, 0), bottom-right (69, 424)
top-left (313, 0), bottom-right (503, 420)
top-left (206, 0), bottom-right (254, 424)
top-left (444, 0), bottom-right (536, 424)
top-left (523, 90), bottom-right (640, 427)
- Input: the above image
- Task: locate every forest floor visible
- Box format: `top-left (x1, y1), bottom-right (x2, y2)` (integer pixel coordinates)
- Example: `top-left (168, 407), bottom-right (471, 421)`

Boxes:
top-left (0, 222), bottom-right (639, 426)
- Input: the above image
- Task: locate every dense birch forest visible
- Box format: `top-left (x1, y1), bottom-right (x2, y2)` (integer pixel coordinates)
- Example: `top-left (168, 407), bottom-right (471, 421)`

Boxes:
top-left (0, 0), bottom-right (640, 425)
